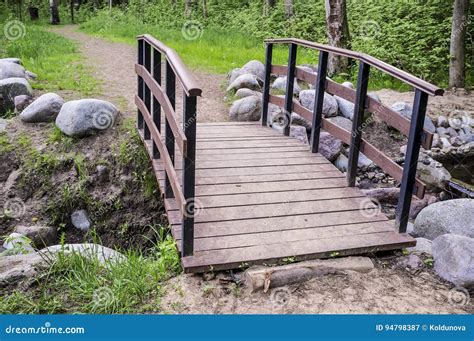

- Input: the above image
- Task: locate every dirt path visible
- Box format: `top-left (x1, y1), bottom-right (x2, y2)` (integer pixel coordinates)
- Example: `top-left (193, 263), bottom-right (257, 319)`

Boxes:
top-left (50, 25), bottom-right (229, 122)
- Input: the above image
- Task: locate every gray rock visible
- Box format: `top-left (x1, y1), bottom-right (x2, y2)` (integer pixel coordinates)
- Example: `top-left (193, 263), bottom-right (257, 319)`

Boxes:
top-left (334, 154), bottom-right (349, 172)
top-left (432, 234), bottom-right (474, 288)
top-left (407, 237), bottom-right (432, 255)
top-left (290, 112), bottom-right (311, 130)
top-left (96, 165), bottom-right (109, 183)
top-left (14, 225), bottom-right (57, 248)
top-left (327, 116), bottom-right (352, 131)
top-left (299, 90), bottom-right (338, 117)
top-left (460, 133), bottom-right (474, 144)
top-left (398, 254), bottom-right (423, 269)
top-left (228, 68), bottom-right (245, 85)
top-left (0, 78), bottom-right (33, 113)
top-left (71, 209), bottom-right (91, 231)
top-left (362, 187), bottom-right (400, 205)
top-left (0, 58), bottom-right (22, 65)
top-left (0, 118), bottom-right (7, 132)
top-left (14, 94), bottom-right (33, 112)
top-left (368, 92), bottom-right (381, 103)
top-left (20, 93), bottom-right (64, 123)
top-left (391, 101), bottom-right (436, 133)
top-left (266, 103), bottom-right (284, 126)
top-left (235, 88), bottom-right (261, 99)
top-left (450, 136), bottom-right (464, 147)
top-left (414, 199), bottom-right (474, 240)
top-left (0, 61), bottom-right (26, 80)
top-left (272, 76), bottom-right (301, 95)
top-left (0, 253), bottom-right (48, 291)
top-left (437, 115), bottom-right (449, 128)
top-left (2, 233), bottom-right (34, 255)
top-left (25, 70), bottom-right (37, 81)
top-left (242, 60), bottom-right (265, 81)
top-left (55, 99), bottom-right (118, 137)
top-left (229, 96), bottom-right (261, 121)
top-left (319, 131), bottom-right (342, 162)
top-left (357, 152), bottom-right (373, 168)
top-left (416, 156), bottom-right (451, 191)
top-left (341, 81), bottom-right (354, 89)
top-left (335, 96), bottom-right (354, 120)
top-left (447, 127), bottom-right (458, 137)
top-left (227, 74), bottom-right (260, 92)
top-left (436, 127), bottom-right (448, 136)
top-left (273, 125), bottom-right (309, 144)
top-left (42, 243), bottom-right (126, 264)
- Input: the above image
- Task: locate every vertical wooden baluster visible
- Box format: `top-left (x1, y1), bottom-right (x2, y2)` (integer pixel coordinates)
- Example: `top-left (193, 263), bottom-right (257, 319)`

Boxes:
top-left (152, 49), bottom-right (161, 159)
top-left (143, 41), bottom-right (151, 140)
top-left (396, 89), bottom-right (429, 233)
top-left (261, 43), bottom-right (273, 127)
top-left (137, 39), bottom-right (144, 129)
top-left (182, 92), bottom-right (197, 257)
top-left (310, 51), bottom-right (329, 153)
top-left (347, 61), bottom-right (370, 187)
top-left (283, 43), bottom-right (297, 136)
top-left (165, 61), bottom-right (176, 198)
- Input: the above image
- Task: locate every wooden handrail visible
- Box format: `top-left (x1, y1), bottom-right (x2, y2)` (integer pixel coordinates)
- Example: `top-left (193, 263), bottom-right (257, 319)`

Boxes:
top-left (265, 38), bottom-right (444, 97)
top-left (268, 94), bottom-right (426, 198)
top-left (272, 65), bottom-right (433, 149)
top-left (135, 64), bottom-right (188, 156)
top-left (135, 95), bottom-right (186, 213)
top-left (137, 34), bottom-right (202, 97)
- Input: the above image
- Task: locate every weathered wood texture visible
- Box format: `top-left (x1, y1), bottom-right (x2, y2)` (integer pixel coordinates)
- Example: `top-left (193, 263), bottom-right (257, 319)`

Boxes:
top-left (138, 122), bottom-right (415, 273)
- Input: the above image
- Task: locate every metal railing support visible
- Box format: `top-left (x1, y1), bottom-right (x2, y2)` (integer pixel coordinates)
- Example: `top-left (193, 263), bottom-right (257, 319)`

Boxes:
top-left (310, 51), bottom-right (329, 153)
top-left (261, 43), bottom-right (273, 127)
top-left (283, 43), bottom-right (297, 136)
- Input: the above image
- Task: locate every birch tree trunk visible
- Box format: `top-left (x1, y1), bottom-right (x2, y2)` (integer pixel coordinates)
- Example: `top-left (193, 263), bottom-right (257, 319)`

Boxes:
top-left (325, 0), bottom-right (351, 75)
top-left (284, 0), bottom-right (293, 18)
top-left (49, 0), bottom-right (60, 24)
top-left (449, 0), bottom-right (470, 88)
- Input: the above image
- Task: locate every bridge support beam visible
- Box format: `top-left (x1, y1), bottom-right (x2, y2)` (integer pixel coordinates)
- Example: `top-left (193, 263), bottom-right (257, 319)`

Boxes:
top-left (261, 43), bottom-right (273, 127)
top-left (283, 43), bottom-right (297, 136)
top-left (396, 89), bottom-right (429, 233)
top-left (165, 61), bottom-right (176, 199)
top-left (310, 51), bottom-right (329, 153)
top-left (137, 39), bottom-right (144, 130)
top-left (152, 49), bottom-right (161, 159)
top-left (143, 41), bottom-right (152, 140)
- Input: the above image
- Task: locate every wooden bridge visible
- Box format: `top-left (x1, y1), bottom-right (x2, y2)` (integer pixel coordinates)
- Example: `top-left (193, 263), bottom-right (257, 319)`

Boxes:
top-left (135, 34), bottom-right (444, 273)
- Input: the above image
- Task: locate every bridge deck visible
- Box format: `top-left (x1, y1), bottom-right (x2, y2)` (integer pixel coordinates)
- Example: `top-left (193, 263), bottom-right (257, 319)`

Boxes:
top-left (139, 122), bottom-right (415, 273)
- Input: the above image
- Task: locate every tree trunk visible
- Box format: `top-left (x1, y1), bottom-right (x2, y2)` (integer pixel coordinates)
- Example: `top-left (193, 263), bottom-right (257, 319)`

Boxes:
top-left (449, 0), bottom-right (470, 88)
top-left (264, 0), bottom-right (275, 16)
top-left (284, 0), bottom-right (293, 18)
top-left (325, 0), bottom-right (351, 76)
top-left (49, 0), bottom-right (60, 25)
top-left (202, 0), bottom-right (207, 18)
top-left (185, 0), bottom-right (193, 18)
top-left (70, 0), bottom-right (74, 23)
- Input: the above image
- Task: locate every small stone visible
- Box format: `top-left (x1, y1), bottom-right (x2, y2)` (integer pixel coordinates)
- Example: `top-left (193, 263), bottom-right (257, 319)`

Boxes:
top-left (437, 115), bottom-right (449, 128)
top-left (235, 88), bottom-right (261, 99)
top-left (398, 254), bottom-right (423, 269)
top-left (272, 76), bottom-right (301, 95)
top-left (14, 225), bottom-right (56, 247)
top-left (96, 165), bottom-right (109, 183)
top-left (227, 74), bottom-right (261, 92)
top-left (14, 95), bottom-right (33, 112)
top-left (20, 93), bottom-right (64, 123)
top-left (71, 210), bottom-right (91, 231)
top-left (242, 60), bottom-right (265, 81)
top-left (407, 237), bottom-right (432, 255)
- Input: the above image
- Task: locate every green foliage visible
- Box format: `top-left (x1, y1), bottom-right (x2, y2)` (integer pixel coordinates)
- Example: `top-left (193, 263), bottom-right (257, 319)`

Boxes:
top-left (0, 236), bottom-right (181, 314)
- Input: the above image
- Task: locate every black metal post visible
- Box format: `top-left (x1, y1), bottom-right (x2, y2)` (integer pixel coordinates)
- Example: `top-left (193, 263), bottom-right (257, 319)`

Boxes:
top-left (165, 61), bottom-right (176, 198)
top-left (137, 39), bottom-right (144, 129)
top-left (347, 61), bottom-right (370, 187)
top-left (395, 89), bottom-right (429, 233)
top-left (283, 43), bottom-right (297, 136)
top-left (261, 43), bottom-right (273, 127)
top-left (143, 41), bottom-right (152, 140)
top-left (152, 49), bottom-right (161, 159)
top-left (182, 93), bottom-right (197, 257)
top-left (310, 51), bottom-right (329, 153)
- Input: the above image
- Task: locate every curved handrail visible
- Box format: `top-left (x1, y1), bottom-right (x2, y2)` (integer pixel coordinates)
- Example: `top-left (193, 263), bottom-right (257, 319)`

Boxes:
top-left (138, 34), bottom-right (202, 97)
top-left (265, 38), bottom-right (444, 97)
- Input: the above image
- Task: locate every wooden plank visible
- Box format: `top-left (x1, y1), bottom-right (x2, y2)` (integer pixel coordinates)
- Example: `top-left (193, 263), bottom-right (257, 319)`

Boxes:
top-left (175, 221), bottom-right (397, 252)
top-left (194, 151), bottom-right (320, 161)
top-left (166, 187), bottom-right (365, 210)
top-left (135, 99), bottom-right (186, 213)
top-left (197, 146), bottom-right (309, 154)
top-left (196, 140), bottom-right (304, 149)
top-left (168, 197), bottom-right (384, 223)
top-left (135, 64), bottom-right (187, 156)
top-left (181, 231), bottom-right (415, 272)
top-left (171, 157), bottom-right (329, 170)
top-left (170, 209), bottom-right (390, 237)
top-left (195, 164), bottom-right (336, 177)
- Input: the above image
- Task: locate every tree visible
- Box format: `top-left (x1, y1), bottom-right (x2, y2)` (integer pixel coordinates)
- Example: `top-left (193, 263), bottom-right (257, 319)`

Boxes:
top-left (325, 0), bottom-right (351, 75)
top-left (449, 0), bottom-right (470, 88)
top-left (49, 0), bottom-right (60, 24)
top-left (284, 0), bottom-right (293, 18)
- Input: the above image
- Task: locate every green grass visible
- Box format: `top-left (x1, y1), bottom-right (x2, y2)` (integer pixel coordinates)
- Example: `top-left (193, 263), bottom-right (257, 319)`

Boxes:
top-left (0, 234), bottom-right (181, 314)
top-left (0, 19), bottom-right (98, 95)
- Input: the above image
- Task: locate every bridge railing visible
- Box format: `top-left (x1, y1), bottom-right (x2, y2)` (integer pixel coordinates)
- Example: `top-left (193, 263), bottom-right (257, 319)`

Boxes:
top-left (262, 38), bottom-right (444, 234)
top-left (135, 34), bottom-right (202, 257)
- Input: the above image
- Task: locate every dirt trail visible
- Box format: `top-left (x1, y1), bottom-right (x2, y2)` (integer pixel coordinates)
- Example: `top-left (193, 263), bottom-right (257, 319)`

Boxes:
top-left (50, 25), bottom-right (229, 122)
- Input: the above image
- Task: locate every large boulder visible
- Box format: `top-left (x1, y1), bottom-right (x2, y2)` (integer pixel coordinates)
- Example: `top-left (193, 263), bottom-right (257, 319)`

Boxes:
top-left (272, 77), bottom-right (301, 95)
top-left (14, 225), bottom-right (57, 248)
top-left (0, 78), bottom-right (33, 114)
top-left (228, 68), bottom-right (245, 85)
top-left (229, 96), bottom-right (261, 121)
top-left (414, 199), bottom-right (474, 240)
top-left (20, 93), bottom-right (64, 123)
top-left (391, 101), bottom-right (436, 133)
top-left (0, 61), bottom-right (26, 80)
top-left (55, 99), bottom-right (118, 137)
top-left (42, 243), bottom-right (126, 264)
top-left (235, 88), bottom-right (261, 99)
top-left (299, 90), bottom-right (338, 117)
top-left (0, 253), bottom-right (48, 291)
top-left (227, 74), bottom-right (260, 92)
top-left (432, 234), bottom-right (474, 288)
top-left (416, 157), bottom-right (451, 191)
top-left (0, 58), bottom-right (22, 65)
top-left (335, 96), bottom-right (354, 120)
top-left (327, 116), bottom-right (352, 131)
top-left (290, 112), bottom-right (311, 130)
top-left (318, 131), bottom-right (343, 162)
top-left (242, 60), bottom-right (265, 81)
